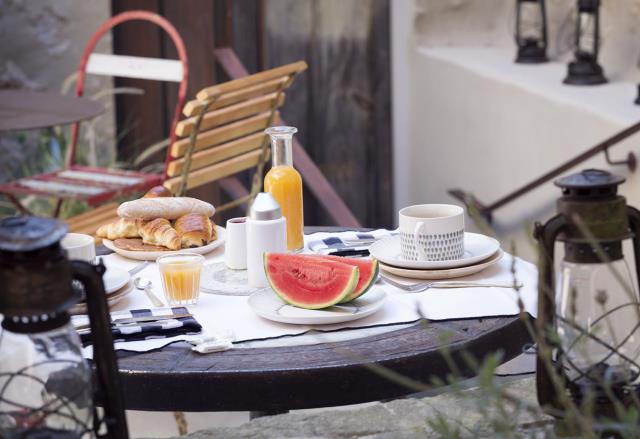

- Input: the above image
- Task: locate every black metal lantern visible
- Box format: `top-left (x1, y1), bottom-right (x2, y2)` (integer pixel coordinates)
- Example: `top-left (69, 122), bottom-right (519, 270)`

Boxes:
top-left (563, 0), bottom-right (607, 85)
top-left (515, 0), bottom-right (548, 63)
top-left (534, 169), bottom-right (640, 421)
top-left (0, 217), bottom-right (128, 438)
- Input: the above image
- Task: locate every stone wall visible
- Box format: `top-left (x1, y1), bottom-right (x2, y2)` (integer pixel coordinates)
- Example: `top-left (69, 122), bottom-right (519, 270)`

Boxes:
top-left (162, 377), bottom-right (553, 439)
top-left (0, 0), bottom-right (114, 189)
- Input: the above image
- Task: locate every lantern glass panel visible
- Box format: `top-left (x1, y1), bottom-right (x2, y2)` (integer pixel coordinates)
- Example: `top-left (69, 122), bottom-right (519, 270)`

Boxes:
top-left (556, 257), bottom-right (640, 394)
top-left (577, 12), bottom-right (596, 55)
top-left (519, 2), bottom-right (544, 41)
top-left (0, 323), bottom-right (93, 437)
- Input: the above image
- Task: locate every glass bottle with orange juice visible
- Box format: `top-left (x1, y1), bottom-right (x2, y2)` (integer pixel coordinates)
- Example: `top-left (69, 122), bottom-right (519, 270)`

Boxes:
top-left (264, 126), bottom-right (304, 251)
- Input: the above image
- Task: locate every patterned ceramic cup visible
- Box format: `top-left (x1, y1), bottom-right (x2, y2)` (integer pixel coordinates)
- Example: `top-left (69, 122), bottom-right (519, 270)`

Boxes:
top-left (399, 204), bottom-right (465, 261)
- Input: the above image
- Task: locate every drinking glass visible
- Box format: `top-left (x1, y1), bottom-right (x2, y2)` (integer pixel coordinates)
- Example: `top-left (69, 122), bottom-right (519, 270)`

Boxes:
top-left (157, 253), bottom-right (204, 305)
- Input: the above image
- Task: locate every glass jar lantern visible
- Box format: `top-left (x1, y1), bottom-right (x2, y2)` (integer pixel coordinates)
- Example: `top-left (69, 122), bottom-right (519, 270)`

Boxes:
top-left (0, 217), bottom-right (128, 438)
top-left (515, 0), bottom-right (548, 64)
top-left (534, 169), bottom-right (640, 420)
top-left (563, 0), bottom-right (607, 85)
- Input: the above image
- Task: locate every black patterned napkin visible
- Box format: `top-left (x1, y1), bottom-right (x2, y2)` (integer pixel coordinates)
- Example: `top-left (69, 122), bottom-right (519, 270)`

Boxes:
top-left (307, 229), bottom-right (398, 256)
top-left (73, 307), bottom-right (202, 346)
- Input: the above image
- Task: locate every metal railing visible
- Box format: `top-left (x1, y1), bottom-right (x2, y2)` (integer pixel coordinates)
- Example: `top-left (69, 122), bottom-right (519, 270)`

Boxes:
top-left (448, 121), bottom-right (640, 222)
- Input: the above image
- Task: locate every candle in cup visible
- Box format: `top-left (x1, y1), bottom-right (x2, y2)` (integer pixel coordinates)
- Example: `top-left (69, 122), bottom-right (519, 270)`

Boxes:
top-left (157, 253), bottom-right (204, 305)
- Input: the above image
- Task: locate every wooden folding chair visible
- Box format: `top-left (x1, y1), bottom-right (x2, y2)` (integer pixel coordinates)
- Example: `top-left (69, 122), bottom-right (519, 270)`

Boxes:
top-left (164, 61), bottom-right (308, 213)
top-left (66, 202), bottom-right (119, 242)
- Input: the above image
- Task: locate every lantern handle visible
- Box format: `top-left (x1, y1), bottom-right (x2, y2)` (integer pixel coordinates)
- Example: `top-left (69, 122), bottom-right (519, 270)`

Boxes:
top-left (627, 206), bottom-right (640, 300)
top-left (72, 260), bottom-right (129, 439)
top-left (534, 214), bottom-right (569, 414)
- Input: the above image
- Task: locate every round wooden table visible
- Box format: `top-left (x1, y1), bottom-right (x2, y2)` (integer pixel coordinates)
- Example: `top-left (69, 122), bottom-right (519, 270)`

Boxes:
top-left (117, 316), bottom-right (531, 412)
top-left (110, 228), bottom-right (533, 412)
top-left (0, 89), bottom-right (104, 131)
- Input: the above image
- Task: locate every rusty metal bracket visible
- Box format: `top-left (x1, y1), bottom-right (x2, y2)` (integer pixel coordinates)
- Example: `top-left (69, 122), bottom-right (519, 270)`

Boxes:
top-left (604, 147), bottom-right (636, 172)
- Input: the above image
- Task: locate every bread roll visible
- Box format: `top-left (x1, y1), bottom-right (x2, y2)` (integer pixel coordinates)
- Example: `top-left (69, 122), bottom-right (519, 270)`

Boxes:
top-left (117, 197), bottom-right (215, 220)
top-left (144, 186), bottom-right (173, 198)
top-left (175, 213), bottom-right (214, 248)
top-left (139, 218), bottom-right (181, 250)
top-left (96, 218), bottom-right (141, 240)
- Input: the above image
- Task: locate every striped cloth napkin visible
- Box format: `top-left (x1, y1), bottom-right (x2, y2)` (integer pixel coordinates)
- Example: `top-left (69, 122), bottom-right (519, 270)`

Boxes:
top-left (306, 229), bottom-right (398, 256)
top-left (72, 307), bottom-right (202, 346)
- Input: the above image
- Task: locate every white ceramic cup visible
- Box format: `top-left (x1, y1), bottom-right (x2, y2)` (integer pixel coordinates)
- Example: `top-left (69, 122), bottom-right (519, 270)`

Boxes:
top-left (399, 204), bottom-right (465, 261)
top-left (225, 217), bottom-right (248, 270)
top-left (61, 233), bottom-right (96, 263)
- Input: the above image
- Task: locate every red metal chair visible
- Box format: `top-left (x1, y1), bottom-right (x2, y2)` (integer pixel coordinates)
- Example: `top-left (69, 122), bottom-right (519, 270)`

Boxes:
top-left (0, 10), bottom-right (189, 216)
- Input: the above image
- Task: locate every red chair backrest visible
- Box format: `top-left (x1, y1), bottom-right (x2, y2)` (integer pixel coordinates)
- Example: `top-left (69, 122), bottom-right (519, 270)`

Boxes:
top-left (69, 10), bottom-right (189, 178)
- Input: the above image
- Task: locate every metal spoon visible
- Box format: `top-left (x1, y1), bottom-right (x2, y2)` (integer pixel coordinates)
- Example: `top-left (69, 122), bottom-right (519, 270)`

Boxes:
top-left (133, 277), bottom-right (166, 307)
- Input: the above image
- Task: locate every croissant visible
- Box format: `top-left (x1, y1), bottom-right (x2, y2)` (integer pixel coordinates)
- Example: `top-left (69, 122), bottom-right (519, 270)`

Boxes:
top-left (174, 213), bottom-right (214, 248)
top-left (139, 218), bottom-right (181, 250)
top-left (96, 218), bottom-right (141, 240)
top-left (143, 186), bottom-right (173, 198)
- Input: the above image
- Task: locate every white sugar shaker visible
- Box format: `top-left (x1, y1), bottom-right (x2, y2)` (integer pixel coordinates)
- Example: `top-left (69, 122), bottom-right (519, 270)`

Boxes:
top-left (246, 193), bottom-right (287, 287)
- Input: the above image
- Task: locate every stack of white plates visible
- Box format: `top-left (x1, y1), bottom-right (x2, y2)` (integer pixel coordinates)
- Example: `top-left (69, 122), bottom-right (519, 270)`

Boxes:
top-left (368, 232), bottom-right (502, 280)
top-left (70, 266), bottom-right (132, 315)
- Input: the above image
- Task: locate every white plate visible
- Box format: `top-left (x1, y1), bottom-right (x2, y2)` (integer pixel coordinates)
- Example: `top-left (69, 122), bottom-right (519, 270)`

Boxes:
top-left (248, 287), bottom-right (387, 325)
top-left (102, 265), bottom-right (130, 293)
top-left (103, 226), bottom-right (226, 261)
top-left (369, 232), bottom-right (500, 270)
top-left (379, 249), bottom-right (503, 280)
top-left (70, 280), bottom-right (133, 315)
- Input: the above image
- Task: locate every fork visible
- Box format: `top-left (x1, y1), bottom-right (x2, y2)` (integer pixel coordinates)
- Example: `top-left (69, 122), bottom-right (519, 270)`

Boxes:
top-left (380, 275), bottom-right (523, 293)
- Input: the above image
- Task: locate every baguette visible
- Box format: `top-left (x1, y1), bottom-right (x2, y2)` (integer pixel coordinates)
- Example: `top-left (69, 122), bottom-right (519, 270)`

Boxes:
top-left (117, 197), bottom-right (215, 220)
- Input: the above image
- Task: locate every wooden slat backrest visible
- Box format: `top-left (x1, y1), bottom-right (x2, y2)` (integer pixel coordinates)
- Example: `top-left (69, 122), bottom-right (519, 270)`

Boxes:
top-left (169, 111), bottom-right (277, 161)
top-left (175, 92), bottom-right (285, 137)
top-left (182, 77), bottom-right (287, 117)
top-left (166, 61), bottom-right (307, 204)
top-left (164, 148), bottom-right (270, 194)
top-left (195, 61), bottom-right (307, 101)
top-left (167, 132), bottom-right (263, 177)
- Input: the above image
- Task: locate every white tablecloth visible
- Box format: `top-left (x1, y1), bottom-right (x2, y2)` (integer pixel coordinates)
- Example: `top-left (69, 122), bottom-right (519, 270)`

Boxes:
top-left (84, 231), bottom-right (538, 358)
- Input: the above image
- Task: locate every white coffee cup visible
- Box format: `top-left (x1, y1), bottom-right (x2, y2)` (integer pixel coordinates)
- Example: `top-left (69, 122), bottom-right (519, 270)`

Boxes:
top-left (399, 204), bottom-right (465, 261)
top-left (61, 233), bottom-right (96, 263)
top-left (225, 217), bottom-right (248, 270)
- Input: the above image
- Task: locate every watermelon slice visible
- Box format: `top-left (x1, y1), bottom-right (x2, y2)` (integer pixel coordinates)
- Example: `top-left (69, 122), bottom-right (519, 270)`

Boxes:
top-left (264, 253), bottom-right (359, 309)
top-left (322, 256), bottom-right (379, 303)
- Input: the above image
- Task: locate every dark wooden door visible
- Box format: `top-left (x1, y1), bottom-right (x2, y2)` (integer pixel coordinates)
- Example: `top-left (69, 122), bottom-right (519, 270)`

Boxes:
top-left (262, 0), bottom-right (392, 228)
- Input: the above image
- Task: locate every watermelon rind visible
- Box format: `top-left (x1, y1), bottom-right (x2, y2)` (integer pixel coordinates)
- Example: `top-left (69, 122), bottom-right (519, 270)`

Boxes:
top-left (339, 259), bottom-right (379, 303)
top-left (264, 253), bottom-right (359, 309)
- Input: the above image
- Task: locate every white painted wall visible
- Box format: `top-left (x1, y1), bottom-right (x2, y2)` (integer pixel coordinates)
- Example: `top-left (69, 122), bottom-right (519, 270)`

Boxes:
top-left (392, 0), bottom-right (640, 261)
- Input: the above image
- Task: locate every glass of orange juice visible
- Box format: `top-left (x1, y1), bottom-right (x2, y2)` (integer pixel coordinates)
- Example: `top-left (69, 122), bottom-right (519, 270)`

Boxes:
top-left (157, 253), bottom-right (204, 305)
